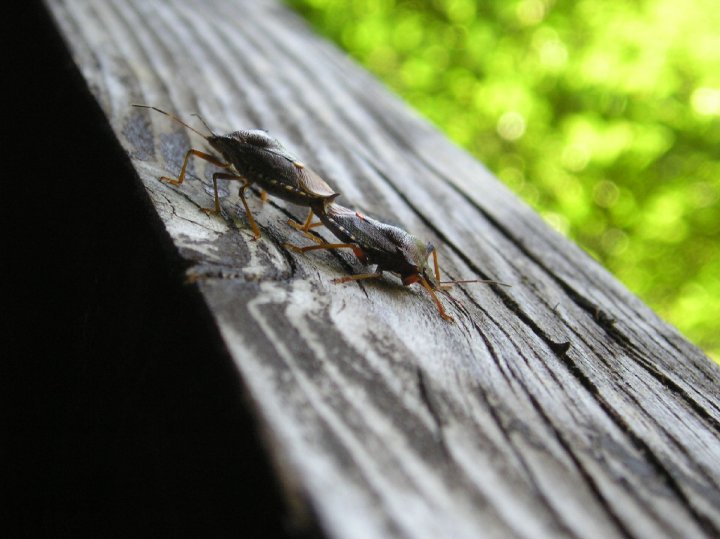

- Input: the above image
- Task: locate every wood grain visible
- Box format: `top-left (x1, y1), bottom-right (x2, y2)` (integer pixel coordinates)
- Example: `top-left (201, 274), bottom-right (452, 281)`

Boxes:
top-left (46, 0), bottom-right (720, 537)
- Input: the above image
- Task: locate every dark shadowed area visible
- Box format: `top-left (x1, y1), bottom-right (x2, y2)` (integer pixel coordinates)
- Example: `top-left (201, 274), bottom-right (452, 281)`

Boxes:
top-left (4, 5), bottom-right (313, 537)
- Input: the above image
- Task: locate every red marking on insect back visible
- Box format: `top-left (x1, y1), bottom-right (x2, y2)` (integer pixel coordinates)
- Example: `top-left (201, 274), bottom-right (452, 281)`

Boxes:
top-left (351, 245), bottom-right (367, 263)
top-left (402, 274), bottom-right (420, 286)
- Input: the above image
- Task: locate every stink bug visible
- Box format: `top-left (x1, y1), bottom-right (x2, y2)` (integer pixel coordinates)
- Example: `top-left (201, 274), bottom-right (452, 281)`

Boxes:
top-left (286, 203), bottom-right (509, 322)
top-left (133, 105), bottom-right (338, 239)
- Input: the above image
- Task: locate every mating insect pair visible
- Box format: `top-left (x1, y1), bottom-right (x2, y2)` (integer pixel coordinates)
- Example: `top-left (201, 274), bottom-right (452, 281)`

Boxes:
top-left (135, 105), bottom-right (508, 322)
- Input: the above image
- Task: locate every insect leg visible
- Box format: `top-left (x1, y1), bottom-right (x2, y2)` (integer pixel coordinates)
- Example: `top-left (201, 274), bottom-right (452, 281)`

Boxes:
top-left (431, 250), bottom-right (454, 291)
top-left (289, 209), bottom-right (324, 231)
top-left (283, 242), bottom-right (378, 283)
top-left (238, 181), bottom-right (261, 240)
top-left (283, 242), bottom-right (358, 255)
top-left (200, 172), bottom-right (244, 215)
top-left (201, 172), bottom-right (261, 240)
top-left (160, 149), bottom-right (230, 186)
top-left (331, 273), bottom-right (383, 284)
top-left (288, 209), bottom-right (325, 244)
top-left (288, 209), bottom-right (315, 232)
top-left (419, 276), bottom-right (454, 323)
top-left (432, 250), bottom-right (442, 282)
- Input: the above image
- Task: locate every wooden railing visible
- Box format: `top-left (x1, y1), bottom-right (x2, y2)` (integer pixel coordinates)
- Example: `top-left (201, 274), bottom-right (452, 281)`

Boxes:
top-left (27, 0), bottom-right (720, 536)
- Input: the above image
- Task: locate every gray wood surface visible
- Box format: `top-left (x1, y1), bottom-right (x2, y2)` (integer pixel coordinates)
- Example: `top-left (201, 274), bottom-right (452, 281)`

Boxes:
top-left (46, 0), bottom-right (720, 537)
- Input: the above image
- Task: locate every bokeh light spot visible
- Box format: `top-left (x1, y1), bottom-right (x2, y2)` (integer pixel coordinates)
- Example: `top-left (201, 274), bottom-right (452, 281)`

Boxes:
top-left (497, 111), bottom-right (526, 141)
top-left (517, 0), bottom-right (546, 26)
top-left (288, 0), bottom-right (720, 361)
top-left (594, 180), bottom-right (620, 208)
top-left (691, 87), bottom-right (720, 116)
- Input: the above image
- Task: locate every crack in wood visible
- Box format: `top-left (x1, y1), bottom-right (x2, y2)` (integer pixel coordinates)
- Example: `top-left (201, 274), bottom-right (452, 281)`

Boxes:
top-left (463, 281), bottom-right (708, 536)
top-left (351, 134), bottom-right (720, 537)
top-left (473, 379), bottom-right (580, 538)
top-left (46, 0), bottom-right (720, 536)
top-left (406, 148), bottom-right (720, 432)
top-left (415, 366), bottom-right (450, 461)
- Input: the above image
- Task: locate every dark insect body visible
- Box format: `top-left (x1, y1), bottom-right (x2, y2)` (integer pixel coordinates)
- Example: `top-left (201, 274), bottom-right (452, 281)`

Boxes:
top-left (135, 105), bottom-right (507, 321)
top-left (286, 203), bottom-right (509, 322)
top-left (134, 105), bottom-right (338, 239)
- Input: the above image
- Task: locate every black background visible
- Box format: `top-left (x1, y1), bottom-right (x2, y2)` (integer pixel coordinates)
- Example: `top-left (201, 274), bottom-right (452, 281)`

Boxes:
top-left (4, 4), bottom-right (312, 537)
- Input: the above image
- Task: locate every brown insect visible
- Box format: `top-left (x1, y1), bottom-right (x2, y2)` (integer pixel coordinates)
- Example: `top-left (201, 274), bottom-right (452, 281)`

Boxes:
top-left (287, 203), bottom-right (509, 322)
top-left (134, 105), bottom-right (338, 239)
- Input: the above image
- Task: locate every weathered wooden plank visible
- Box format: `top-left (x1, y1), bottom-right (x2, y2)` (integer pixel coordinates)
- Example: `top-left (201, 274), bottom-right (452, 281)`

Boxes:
top-left (45, 0), bottom-right (720, 537)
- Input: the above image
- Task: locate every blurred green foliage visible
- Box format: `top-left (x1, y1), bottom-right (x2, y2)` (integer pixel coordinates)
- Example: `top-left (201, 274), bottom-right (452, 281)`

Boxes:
top-left (287, 0), bottom-right (719, 362)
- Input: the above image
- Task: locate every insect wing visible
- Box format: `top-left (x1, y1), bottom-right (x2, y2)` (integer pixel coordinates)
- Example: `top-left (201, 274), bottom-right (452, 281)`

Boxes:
top-left (327, 205), bottom-right (401, 254)
top-left (263, 146), bottom-right (301, 165)
top-left (233, 129), bottom-right (302, 164)
top-left (259, 137), bottom-right (303, 166)
top-left (296, 166), bottom-right (336, 198)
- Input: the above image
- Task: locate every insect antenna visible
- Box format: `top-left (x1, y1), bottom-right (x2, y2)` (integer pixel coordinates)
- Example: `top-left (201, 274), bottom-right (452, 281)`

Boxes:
top-left (190, 113), bottom-right (217, 137)
top-left (429, 251), bottom-right (511, 288)
top-left (440, 278), bottom-right (512, 287)
top-left (132, 104), bottom-right (210, 140)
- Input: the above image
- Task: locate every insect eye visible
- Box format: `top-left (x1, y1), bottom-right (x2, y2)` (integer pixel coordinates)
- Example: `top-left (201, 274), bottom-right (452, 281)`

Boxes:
top-left (405, 237), bottom-right (428, 268)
